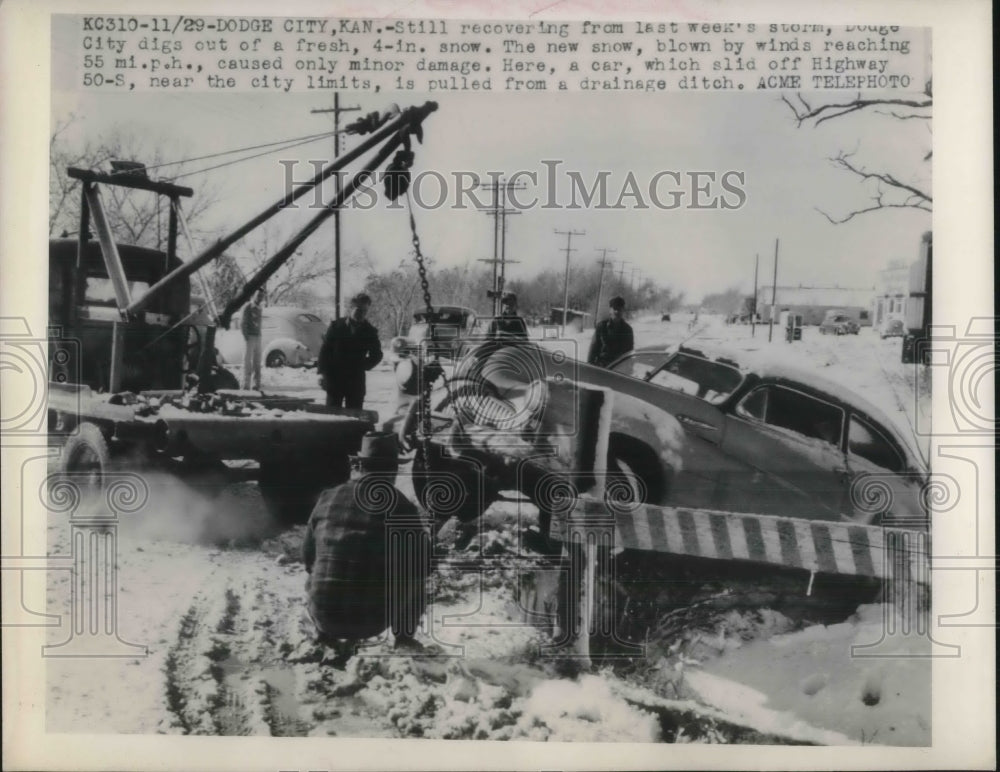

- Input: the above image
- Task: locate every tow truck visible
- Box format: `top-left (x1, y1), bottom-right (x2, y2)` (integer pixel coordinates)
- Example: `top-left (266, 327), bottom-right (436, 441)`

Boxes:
top-left (48, 102), bottom-right (439, 523)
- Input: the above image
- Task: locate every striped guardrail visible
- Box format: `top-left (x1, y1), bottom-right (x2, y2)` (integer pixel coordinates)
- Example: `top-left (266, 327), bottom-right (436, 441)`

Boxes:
top-left (553, 497), bottom-right (930, 586)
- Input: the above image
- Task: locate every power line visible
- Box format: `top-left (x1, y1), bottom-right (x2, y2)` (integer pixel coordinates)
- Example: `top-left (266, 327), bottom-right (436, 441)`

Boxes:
top-left (168, 133), bottom-right (337, 181)
top-left (112, 130), bottom-right (339, 178)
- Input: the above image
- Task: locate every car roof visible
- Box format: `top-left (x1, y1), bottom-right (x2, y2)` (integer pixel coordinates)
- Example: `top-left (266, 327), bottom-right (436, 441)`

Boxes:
top-left (626, 344), bottom-right (917, 453)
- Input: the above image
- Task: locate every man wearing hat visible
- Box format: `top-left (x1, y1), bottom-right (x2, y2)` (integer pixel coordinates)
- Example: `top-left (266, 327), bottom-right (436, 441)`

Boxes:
top-left (487, 292), bottom-right (529, 341)
top-left (318, 293), bottom-right (383, 409)
top-left (302, 431), bottom-right (429, 651)
top-left (588, 296), bottom-right (634, 368)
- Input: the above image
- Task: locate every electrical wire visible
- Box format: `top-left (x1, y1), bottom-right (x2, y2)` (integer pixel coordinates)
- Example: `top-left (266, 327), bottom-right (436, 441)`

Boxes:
top-left (166, 132), bottom-right (338, 181)
top-left (105, 129), bottom-right (339, 178)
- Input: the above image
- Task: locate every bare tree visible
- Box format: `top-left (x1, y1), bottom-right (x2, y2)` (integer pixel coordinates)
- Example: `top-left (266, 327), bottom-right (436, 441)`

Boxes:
top-left (50, 117), bottom-right (219, 245)
top-left (782, 81), bottom-right (932, 223)
top-left (229, 221), bottom-right (339, 311)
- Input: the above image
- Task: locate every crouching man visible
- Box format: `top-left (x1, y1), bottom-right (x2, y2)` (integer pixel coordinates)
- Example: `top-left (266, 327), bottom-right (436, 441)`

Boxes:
top-left (302, 432), bottom-right (429, 654)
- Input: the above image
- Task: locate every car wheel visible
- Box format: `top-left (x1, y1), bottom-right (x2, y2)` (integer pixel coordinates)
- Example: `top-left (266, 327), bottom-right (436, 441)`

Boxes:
top-left (265, 350), bottom-right (286, 368)
top-left (606, 439), bottom-right (666, 507)
top-left (607, 455), bottom-right (645, 505)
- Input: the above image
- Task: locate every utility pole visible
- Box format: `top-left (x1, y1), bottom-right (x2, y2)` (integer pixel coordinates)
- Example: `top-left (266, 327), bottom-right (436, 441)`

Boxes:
top-left (593, 248), bottom-right (616, 328)
top-left (613, 260), bottom-right (630, 293)
top-left (311, 93), bottom-right (360, 319)
top-left (479, 178), bottom-right (524, 316)
top-left (751, 253), bottom-right (759, 337)
top-left (768, 239), bottom-right (779, 343)
top-left (629, 266), bottom-right (639, 294)
top-left (555, 229), bottom-right (585, 335)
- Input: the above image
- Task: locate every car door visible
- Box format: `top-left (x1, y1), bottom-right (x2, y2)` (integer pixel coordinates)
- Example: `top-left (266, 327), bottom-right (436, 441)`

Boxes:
top-left (721, 382), bottom-right (850, 519)
top-left (604, 351), bottom-right (735, 508)
top-left (844, 414), bottom-right (926, 525)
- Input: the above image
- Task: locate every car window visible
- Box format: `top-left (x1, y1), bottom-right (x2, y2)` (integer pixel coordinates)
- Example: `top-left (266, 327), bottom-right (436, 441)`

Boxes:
top-left (609, 352), bottom-right (670, 380)
top-left (735, 387), bottom-right (768, 420)
top-left (297, 313), bottom-right (321, 323)
top-left (737, 385), bottom-right (844, 448)
top-left (649, 353), bottom-right (744, 404)
top-left (848, 416), bottom-right (904, 472)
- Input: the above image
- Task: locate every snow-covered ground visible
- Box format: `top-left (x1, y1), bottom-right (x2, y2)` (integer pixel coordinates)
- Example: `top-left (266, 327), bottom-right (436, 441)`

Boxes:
top-left (45, 314), bottom-right (931, 744)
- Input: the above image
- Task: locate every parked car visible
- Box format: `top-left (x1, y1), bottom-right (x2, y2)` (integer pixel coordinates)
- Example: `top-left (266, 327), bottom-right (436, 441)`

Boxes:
top-left (819, 312), bottom-right (860, 335)
top-left (880, 318), bottom-right (906, 339)
top-left (389, 306), bottom-right (479, 363)
top-left (216, 306), bottom-right (326, 368)
top-left (393, 342), bottom-right (928, 527)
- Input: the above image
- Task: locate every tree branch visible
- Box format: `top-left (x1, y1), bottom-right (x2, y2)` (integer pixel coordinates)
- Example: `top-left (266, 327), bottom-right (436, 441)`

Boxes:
top-left (784, 92), bottom-right (932, 127)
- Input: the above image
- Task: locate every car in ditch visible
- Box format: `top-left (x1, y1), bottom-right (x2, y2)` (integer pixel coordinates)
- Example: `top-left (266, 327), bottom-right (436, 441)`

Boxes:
top-left (392, 341), bottom-right (928, 528)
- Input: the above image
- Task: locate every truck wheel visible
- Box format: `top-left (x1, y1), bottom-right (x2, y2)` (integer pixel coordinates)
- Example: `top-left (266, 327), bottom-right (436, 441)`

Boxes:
top-left (57, 422), bottom-right (111, 503)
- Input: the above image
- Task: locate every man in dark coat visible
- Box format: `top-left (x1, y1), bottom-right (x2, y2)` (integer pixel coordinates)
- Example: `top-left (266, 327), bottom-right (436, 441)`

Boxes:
top-left (318, 293), bottom-right (383, 409)
top-left (486, 292), bottom-right (529, 341)
top-left (588, 295), bottom-right (634, 367)
top-left (302, 432), bottom-right (429, 649)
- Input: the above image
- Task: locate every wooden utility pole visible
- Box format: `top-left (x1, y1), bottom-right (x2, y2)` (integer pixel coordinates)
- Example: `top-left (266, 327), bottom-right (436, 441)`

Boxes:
top-left (613, 260), bottom-right (630, 293)
top-left (311, 93), bottom-right (360, 319)
top-left (768, 239), bottom-right (779, 343)
top-left (593, 248), bottom-right (616, 328)
top-left (555, 229), bottom-right (585, 335)
top-left (751, 253), bottom-right (759, 337)
top-left (479, 178), bottom-right (525, 316)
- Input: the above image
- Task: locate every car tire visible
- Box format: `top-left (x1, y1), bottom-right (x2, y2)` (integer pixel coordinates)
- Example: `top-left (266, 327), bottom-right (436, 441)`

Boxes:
top-left (266, 350), bottom-right (286, 368)
top-left (606, 438), bottom-right (666, 507)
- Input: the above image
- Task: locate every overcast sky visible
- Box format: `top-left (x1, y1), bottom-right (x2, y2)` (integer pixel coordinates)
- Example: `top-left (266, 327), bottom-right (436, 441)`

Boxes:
top-left (52, 81), bottom-right (931, 303)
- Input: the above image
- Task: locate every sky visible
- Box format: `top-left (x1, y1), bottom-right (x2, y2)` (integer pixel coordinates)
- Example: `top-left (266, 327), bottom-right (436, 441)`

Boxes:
top-left (51, 82), bottom-right (932, 304)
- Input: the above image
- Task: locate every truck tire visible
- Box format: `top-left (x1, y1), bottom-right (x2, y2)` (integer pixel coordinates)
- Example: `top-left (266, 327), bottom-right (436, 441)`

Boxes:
top-left (266, 350), bottom-right (286, 368)
top-left (56, 422), bottom-right (111, 503)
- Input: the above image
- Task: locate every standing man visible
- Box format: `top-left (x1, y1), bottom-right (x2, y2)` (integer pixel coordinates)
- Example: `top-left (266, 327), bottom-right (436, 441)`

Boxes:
top-left (241, 289), bottom-right (265, 390)
top-left (588, 295), bottom-right (634, 367)
top-left (487, 292), bottom-right (529, 341)
top-left (318, 293), bottom-right (383, 409)
top-left (302, 431), bottom-right (429, 650)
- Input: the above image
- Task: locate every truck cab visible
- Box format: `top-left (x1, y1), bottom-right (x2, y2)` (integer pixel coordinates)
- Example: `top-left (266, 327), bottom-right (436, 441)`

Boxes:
top-left (49, 238), bottom-right (203, 393)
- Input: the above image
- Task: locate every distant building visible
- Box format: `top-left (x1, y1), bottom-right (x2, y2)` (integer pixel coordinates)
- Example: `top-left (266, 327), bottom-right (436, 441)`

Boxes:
top-left (757, 285), bottom-right (875, 327)
top-left (873, 260), bottom-right (911, 330)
